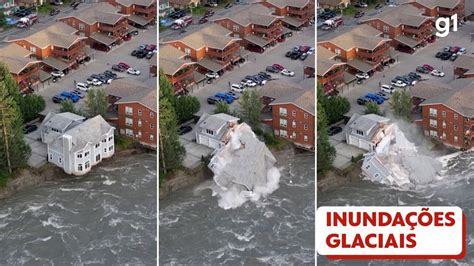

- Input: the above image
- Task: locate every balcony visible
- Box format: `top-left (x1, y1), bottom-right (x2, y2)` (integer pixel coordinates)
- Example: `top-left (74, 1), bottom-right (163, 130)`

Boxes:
top-left (135, 5), bottom-right (155, 14)
top-left (319, 67), bottom-right (344, 84)
top-left (357, 45), bottom-right (389, 60)
top-left (438, 6), bottom-right (464, 17)
top-left (52, 43), bottom-right (85, 58)
top-left (288, 6), bottom-right (312, 18)
top-left (169, 66), bottom-right (193, 84)
top-left (253, 23), bottom-right (281, 36)
top-left (206, 43), bottom-right (240, 58)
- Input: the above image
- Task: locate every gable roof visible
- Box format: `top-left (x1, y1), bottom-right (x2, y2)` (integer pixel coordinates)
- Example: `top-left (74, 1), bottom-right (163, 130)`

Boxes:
top-left (61, 2), bottom-right (125, 25)
top-left (214, 4), bottom-right (280, 27)
top-left (269, 87), bottom-right (315, 115)
top-left (159, 45), bottom-right (195, 76)
top-left (0, 44), bottom-right (40, 74)
top-left (63, 115), bottom-right (114, 152)
top-left (362, 4), bottom-right (431, 27)
top-left (453, 54), bottom-right (474, 71)
top-left (114, 0), bottom-right (155, 7)
top-left (406, 0), bottom-right (462, 9)
top-left (163, 24), bottom-right (239, 50)
top-left (318, 24), bottom-right (389, 51)
top-left (105, 79), bottom-right (157, 111)
top-left (264, 0), bottom-right (310, 9)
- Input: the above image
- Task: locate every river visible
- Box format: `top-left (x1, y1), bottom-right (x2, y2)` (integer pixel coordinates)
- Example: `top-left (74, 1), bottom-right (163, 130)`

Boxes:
top-left (0, 153), bottom-right (157, 265)
top-left (159, 151), bottom-right (315, 265)
top-left (318, 152), bottom-right (474, 265)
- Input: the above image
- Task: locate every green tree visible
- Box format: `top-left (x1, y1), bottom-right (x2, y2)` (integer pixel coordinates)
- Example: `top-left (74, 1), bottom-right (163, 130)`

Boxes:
top-left (239, 89), bottom-right (262, 130)
top-left (317, 84), bottom-right (350, 125)
top-left (0, 83), bottom-right (30, 174)
top-left (0, 63), bottom-right (22, 105)
top-left (364, 101), bottom-right (380, 115)
top-left (0, 13), bottom-right (7, 28)
top-left (317, 100), bottom-right (335, 173)
top-left (60, 99), bottom-right (77, 113)
top-left (390, 90), bottom-right (412, 120)
top-left (214, 100), bottom-right (230, 114)
top-left (84, 88), bottom-right (108, 118)
top-left (174, 96), bottom-right (200, 123)
top-left (18, 94), bottom-right (46, 122)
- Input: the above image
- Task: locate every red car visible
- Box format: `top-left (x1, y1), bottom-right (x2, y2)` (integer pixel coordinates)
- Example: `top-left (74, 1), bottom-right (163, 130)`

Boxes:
top-left (145, 44), bottom-right (156, 51)
top-left (122, 34), bottom-right (132, 41)
top-left (299, 46), bottom-right (311, 53)
top-left (450, 46), bottom-right (461, 53)
top-left (118, 62), bottom-right (130, 69)
top-left (423, 64), bottom-right (434, 71)
top-left (272, 64), bottom-right (284, 71)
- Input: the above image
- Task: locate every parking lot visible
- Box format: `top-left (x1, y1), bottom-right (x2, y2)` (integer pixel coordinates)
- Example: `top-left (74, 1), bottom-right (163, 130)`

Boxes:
top-left (36, 25), bottom-right (157, 114)
top-left (340, 21), bottom-right (474, 117)
top-left (189, 25), bottom-right (315, 115)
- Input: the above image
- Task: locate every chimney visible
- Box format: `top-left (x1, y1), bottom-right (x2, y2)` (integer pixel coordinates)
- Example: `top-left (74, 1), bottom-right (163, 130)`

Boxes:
top-left (62, 135), bottom-right (73, 174)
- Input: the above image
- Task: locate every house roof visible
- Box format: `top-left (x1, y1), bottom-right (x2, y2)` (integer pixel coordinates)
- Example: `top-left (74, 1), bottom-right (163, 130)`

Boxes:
top-left (197, 113), bottom-right (239, 132)
top-left (128, 14), bottom-right (150, 25)
top-left (304, 54), bottom-right (315, 69)
top-left (0, 44), bottom-right (40, 74)
top-left (61, 2), bottom-right (125, 25)
top-left (214, 4), bottom-right (280, 27)
top-left (317, 45), bottom-right (336, 60)
top-left (5, 22), bottom-right (84, 49)
top-left (453, 54), bottom-right (474, 70)
top-left (115, 0), bottom-right (155, 7)
top-left (265, 0), bottom-right (310, 9)
top-left (410, 81), bottom-right (451, 100)
top-left (105, 79), bottom-right (157, 111)
top-left (269, 87), bottom-right (315, 115)
top-left (42, 112), bottom-right (85, 132)
top-left (318, 0), bottom-right (349, 6)
top-left (419, 79), bottom-right (474, 117)
top-left (259, 80), bottom-right (303, 99)
top-left (347, 113), bottom-right (390, 141)
top-left (318, 24), bottom-right (389, 51)
top-left (406, 0), bottom-right (462, 9)
top-left (164, 24), bottom-right (238, 50)
top-left (394, 34), bottom-right (422, 48)
top-left (317, 45), bottom-right (345, 76)
top-left (159, 45), bottom-right (194, 76)
top-left (362, 5), bottom-right (431, 28)
top-left (63, 115), bottom-right (114, 153)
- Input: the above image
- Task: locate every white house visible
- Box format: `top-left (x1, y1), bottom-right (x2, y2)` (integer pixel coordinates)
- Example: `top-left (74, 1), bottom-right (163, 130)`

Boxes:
top-left (195, 113), bottom-right (239, 149)
top-left (40, 113), bottom-right (115, 176)
top-left (345, 114), bottom-right (393, 152)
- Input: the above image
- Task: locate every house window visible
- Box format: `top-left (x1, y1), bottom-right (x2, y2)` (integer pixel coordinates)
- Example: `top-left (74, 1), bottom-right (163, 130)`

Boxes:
top-left (79, 23), bottom-right (85, 30)
top-left (77, 153), bottom-right (82, 159)
top-left (454, 114), bottom-right (458, 120)
top-left (125, 106), bottom-right (133, 115)
top-left (279, 107), bottom-right (287, 116)
top-left (95, 143), bottom-right (100, 148)
top-left (49, 154), bottom-right (53, 161)
top-left (206, 129), bottom-right (214, 135)
top-left (138, 131), bottom-right (142, 138)
top-left (104, 148), bottom-right (107, 153)
top-left (429, 108), bottom-right (437, 117)
top-left (304, 124), bottom-right (308, 130)
top-left (126, 129), bottom-right (134, 137)
top-left (304, 113), bottom-right (308, 119)
top-left (85, 151), bottom-right (89, 157)
top-left (126, 118), bottom-right (133, 126)
top-left (58, 157), bottom-right (62, 164)
top-left (292, 120), bottom-right (296, 128)
top-left (30, 47), bottom-right (36, 53)
top-left (138, 109), bottom-right (142, 116)
top-left (78, 164), bottom-right (83, 171)
top-left (454, 136), bottom-right (458, 142)
top-left (383, 25), bottom-right (389, 33)
top-left (184, 48), bottom-right (191, 55)
top-left (102, 139), bottom-right (107, 143)
top-left (335, 49), bottom-right (341, 55)
top-left (442, 121), bottom-right (446, 129)
top-left (292, 110), bottom-right (296, 117)
top-left (108, 136), bottom-right (113, 142)
top-left (430, 119), bottom-right (437, 128)
top-left (109, 146), bottom-right (113, 151)
top-left (150, 112), bottom-right (154, 118)
top-left (85, 161), bottom-right (90, 169)
top-left (292, 132), bottom-right (296, 139)
top-left (365, 165), bottom-right (370, 169)
top-left (96, 154), bottom-right (100, 162)
top-left (150, 123), bottom-right (154, 129)
top-left (280, 130), bottom-right (288, 138)
top-left (454, 125), bottom-right (458, 131)
top-left (150, 134), bottom-right (154, 141)
top-left (138, 119), bottom-right (142, 127)
top-left (304, 135), bottom-right (308, 142)
top-left (356, 130), bottom-right (364, 136)
top-left (442, 111), bottom-right (446, 117)
top-left (442, 132), bottom-right (446, 139)
top-left (232, 25), bottom-right (239, 32)
top-left (280, 118), bottom-right (287, 128)
top-left (430, 130), bottom-right (438, 138)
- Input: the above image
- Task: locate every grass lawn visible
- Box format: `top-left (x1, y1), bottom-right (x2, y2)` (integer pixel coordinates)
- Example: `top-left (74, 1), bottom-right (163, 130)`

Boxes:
top-left (37, 4), bottom-right (53, 14)
top-left (341, 6), bottom-right (356, 16)
top-left (190, 5), bottom-right (207, 15)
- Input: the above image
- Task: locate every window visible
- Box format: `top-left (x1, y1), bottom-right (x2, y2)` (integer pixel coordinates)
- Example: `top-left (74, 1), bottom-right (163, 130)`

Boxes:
top-left (292, 132), bottom-right (296, 139)
top-left (138, 131), bottom-right (142, 138)
top-left (102, 139), bottom-right (107, 143)
top-left (279, 107), bottom-right (287, 116)
top-left (58, 157), bottom-right (62, 164)
top-left (79, 23), bottom-right (85, 30)
top-left (150, 123), bottom-right (154, 129)
top-left (104, 148), bottom-right (107, 153)
top-left (430, 130), bottom-right (438, 138)
top-left (429, 108), bottom-right (437, 117)
top-left (30, 47), bottom-right (36, 53)
top-left (280, 130), bottom-right (288, 138)
top-left (335, 49), bottom-right (341, 55)
top-left (206, 129), bottom-right (214, 135)
top-left (78, 164), bottom-right (83, 171)
top-left (356, 130), bottom-right (364, 136)
top-left (280, 118), bottom-right (287, 128)
top-left (138, 119), bottom-right (142, 127)
top-left (304, 124), bottom-right (308, 130)
top-left (442, 132), bottom-right (446, 139)
top-left (77, 153), bottom-right (82, 159)
top-left (442, 121), bottom-right (446, 129)
top-left (108, 137), bottom-right (113, 142)
top-left (454, 125), bottom-right (458, 131)
top-left (232, 25), bottom-right (239, 32)
top-left (96, 154), bottom-right (100, 162)
top-left (150, 134), bottom-right (154, 141)
top-left (291, 110), bottom-right (296, 117)
top-left (304, 135), bottom-right (308, 142)
top-left (125, 106), bottom-right (133, 115)
top-left (85, 161), bottom-right (90, 169)
top-left (95, 143), bottom-right (100, 148)
top-left (109, 146), bottom-right (113, 151)
top-left (126, 118), bottom-right (133, 126)
top-left (442, 111), bottom-right (446, 117)
top-left (454, 114), bottom-right (458, 120)
top-left (292, 120), bottom-right (296, 128)
top-left (184, 48), bottom-right (190, 55)
top-left (365, 165), bottom-right (370, 170)
top-left (383, 25), bottom-right (389, 33)
top-left (49, 154), bottom-right (53, 161)
top-left (430, 119), bottom-right (437, 128)
top-left (126, 129), bottom-right (133, 137)
top-left (138, 109), bottom-right (142, 116)
top-left (304, 113), bottom-right (308, 119)
top-left (150, 112), bottom-right (154, 118)
top-left (454, 136), bottom-right (458, 142)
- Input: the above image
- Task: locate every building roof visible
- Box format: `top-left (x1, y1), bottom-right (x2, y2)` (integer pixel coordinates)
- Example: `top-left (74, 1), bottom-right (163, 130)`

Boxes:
top-left (115, 0), bottom-right (155, 7)
top-left (394, 34), bottom-right (422, 48)
top-left (410, 80), bottom-right (451, 99)
top-left (419, 79), bottom-right (474, 117)
top-left (318, 0), bottom-right (349, 6)
top-left (106, 79), bottom-right (157, 111)
top-left (61, 2), bottom-right (125, 25)
top-left (42, 112), bottom-right (85, 132)
top-left (453, 54), bottom-right (474, 70)
top-left (318, 24), bottom-right (389, 51)
top-left (406, 0), bottom-right (462, 9)
top-left (269, 87), bottom-right (315, 115)
top-left (164, 24), bottom-right (239, 50)
top-left (214, 4), bottom-right (280, 27)
top-left (259, 80), bottom-right (303, 99)
top-left (347, 113), bottom-right (390, 141)
top-left (362, 5), bottom-right (431, 28)
top-left (62, 115), bottom-right (114, 153)
top-left (264, 0), bottom-right (310, 8)
top-left (317, 45), bottom-right (345, 75)
top-left (0, 44), bottom-right (40, 74)
top-left (159, 45), bottom-right (194, 76)
top-left (304, 54), bottom-right (315, 69)
top-left (5, 22), bottom-right (83, 49)
top-left (317, 45), bottom-right (336, 60)
top-left (197, 113), bottom-right (239, 133)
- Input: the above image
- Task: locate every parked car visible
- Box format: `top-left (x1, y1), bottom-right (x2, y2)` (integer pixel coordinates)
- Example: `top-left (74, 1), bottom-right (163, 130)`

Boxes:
top-left (357, 97), bottom-right (368, 105)
top-left (103, 70), bottom-right (117, 79)
top-left (241, 79), bottom-right (257, 87)
top-left (327, 126), bottom-right (342, 136)
top-left (391, 79), bottom-right (407, 88)
top-left (204, 10), bottom-right (215, 17)
top-left (272, 64), bottom-right (284, 71)
top-left (112, 64), bottom-right (126, 72)
top-left (440, 52), bottom-right (452, 60)
top-left (215, 92), bottom-right (233, 104)
top-left (178, 125), bottom-right (192, 135)
top-left (375, 91), bottom-right (389, 100)
top-left (71, 90), bottom-right (86, 98)
top-left (422, 64), bottom-right (434, 71)
top-left (354, 11), bottom-right (365, 18)
top-left (457, 48), bottom-right (466, 55)
top-left (231, 84), bottom-right (245, 92)
top-left (435, 52), bottom-right (443, 58)
top-left (50, 0), bottom-right (63, 6)
top-left (375, 3), bottom-right (384, 9)
top-left (354, 2), bottom-right (368, 8)
top-left (52, 95), bottom-right (67, 103)
top-left (127, 68), bottom-right (141, 75)
top-left (118, 62), bottom-right (130, 69)
top-left (266, 66), bottom-right (279, 73)
top-left (281, 69), bottom-right (295, 76)
top-left (300, 53), bottom-right (308, 60)
top-left (225, 91), bottom-right (239, 99)
top-left (290, 51), bottom-right (302, 60)
top-left (23, 124), bottom-right (38, 134)
top-left (381, 84), bottom-right (395, 94)
top-left (51, 71), bottom-right (64, 78)
top-left (206, 72), bottom-right (219, 79)
top-left (431, 69), bottom-right (445, 77)
top-left (450, 53), bottom-right (458, 61)
top-left (355, 72), bottom-right (369, 79)
top-left (91, 79), bottom-right (103, 86)
top-left (207, 96), bottom-right (220, 104)
top-left (60, 91), bottom-right (80, 103)
top-left (199, 17), bottom-right (209, 24)
top-left (366, 93), bottom-right (384, 104)
top-left (224, 3), bottom-right (233, 9)
top-left (76, 82), bottom-right (90, 92)
top-left (49, 8), bottom-right (60, 16)
top-left (416, 66), bottom-right (429, 74)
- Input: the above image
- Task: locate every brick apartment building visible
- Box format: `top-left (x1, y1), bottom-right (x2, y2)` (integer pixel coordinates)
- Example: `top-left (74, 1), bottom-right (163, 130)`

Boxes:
top-left (317, 45), bottom-right (346, 93)
top-left (362, 5), bottom-right (434, 53)
top-left (406, 0), bottom-right (465, 20)
top-left (107, 0), bottom-right (157, 28)
top-left (60, 2), bottom-right (128, 52)
top-left (411, 79), bottom-right (474, 150)
top-left (105, 79), bottom-right (157, 149)
top-left (318, 24), bottom-right (391, 74)
top-left (162, 24), bottom-right (242, 75)
top-left (453, 54), bottom-right (474, 78)
top-left (261, 0), bottom-right (315, 28)
top-left (260, 81), bottom-right (315, 151)
top-left (159, 45), bottom-right (196, 93)
top-left (0, 44), bottom-right (41, 93)
top-left (213, 4), bottom-right (285, 53)
top-left (6, 22), bottom-right (88, 73)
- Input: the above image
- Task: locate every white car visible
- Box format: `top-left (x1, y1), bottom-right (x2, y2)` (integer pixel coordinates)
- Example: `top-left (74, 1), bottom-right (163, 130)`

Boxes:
top-left (51, 71), bottom-right (64, 78)
top-left (231, 84), bottom-right (245, 93)
top-left (431, 70), bottom-right (445, 77)
top-left (92, 79), bottom-right (103, 86)
top-left (307, 47), bottom-right (315, 55)
top-left (381, 84), bottom-right (395, 94)
top-left (391, 80), bottom-right (407, 88)
top-left (281, 69), bottom-right (295, 77)
top-left (76, 82), bottom-right (90, 92)
top-left (241, 80), bottom-right (257, 87)
top-left (127, 68), bottom-right (141, 75)
top-left (205, 72), bottom-right (219, 79)
top-left (355, 72), bottom-right (370, 79)
top-left (457, 48), bottom-right (466, 55)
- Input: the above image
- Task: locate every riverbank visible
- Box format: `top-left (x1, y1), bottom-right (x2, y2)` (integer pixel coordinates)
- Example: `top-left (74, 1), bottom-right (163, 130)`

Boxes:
top-left (0, 147), bottom-right (149, 200)
top-left (317, 161), bottom-right (363, 192)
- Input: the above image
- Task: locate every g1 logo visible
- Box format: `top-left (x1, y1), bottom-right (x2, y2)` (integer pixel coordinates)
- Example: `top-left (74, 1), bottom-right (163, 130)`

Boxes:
top-left (435, 14), bottom-right (458, 38)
